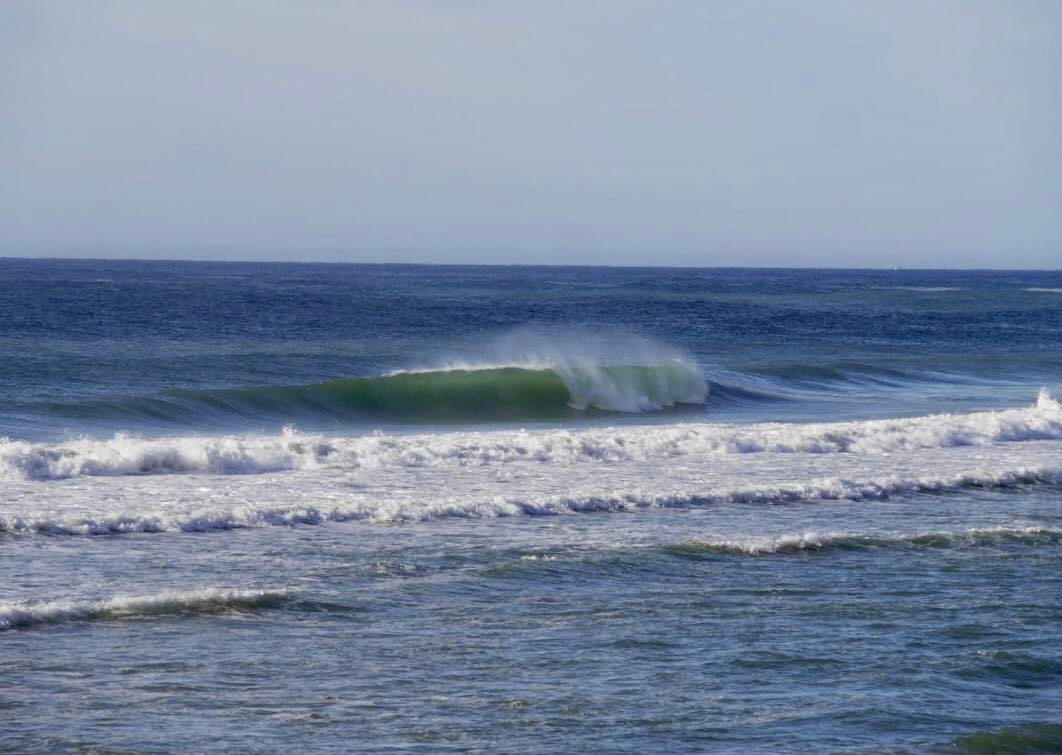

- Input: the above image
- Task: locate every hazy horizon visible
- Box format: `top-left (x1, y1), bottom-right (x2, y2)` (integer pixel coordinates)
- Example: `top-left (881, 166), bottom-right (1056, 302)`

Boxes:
top-left (4, 1), bottom-right (1061, 268)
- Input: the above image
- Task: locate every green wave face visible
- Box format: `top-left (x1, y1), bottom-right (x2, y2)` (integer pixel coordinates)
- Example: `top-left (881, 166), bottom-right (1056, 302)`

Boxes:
top-left (146, 362), bottom-right (708, 424)
top-left (310, 367), bottom-right (575, 421)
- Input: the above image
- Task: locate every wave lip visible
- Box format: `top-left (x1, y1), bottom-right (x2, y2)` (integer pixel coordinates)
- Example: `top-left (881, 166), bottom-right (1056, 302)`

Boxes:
top-left (0, 587), bottom-right (291, 631)
top-left (672, 526), bottom-right (1062, 556)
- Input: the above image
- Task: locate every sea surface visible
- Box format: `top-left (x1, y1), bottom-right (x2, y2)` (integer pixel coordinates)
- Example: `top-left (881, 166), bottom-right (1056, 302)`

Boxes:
top-left (1, 260), bottom-right (1061, 753)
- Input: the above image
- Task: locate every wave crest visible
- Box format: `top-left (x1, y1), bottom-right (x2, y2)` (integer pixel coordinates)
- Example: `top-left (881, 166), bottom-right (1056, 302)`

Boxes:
top-left (36, 362), bottom-right (707, 426)
top-left (0, 587), bottom-right (290, 631)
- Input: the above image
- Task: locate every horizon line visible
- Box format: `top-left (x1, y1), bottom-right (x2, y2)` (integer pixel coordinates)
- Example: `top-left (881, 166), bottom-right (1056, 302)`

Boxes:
top-left (1, 255), bottom-right (1060, 274)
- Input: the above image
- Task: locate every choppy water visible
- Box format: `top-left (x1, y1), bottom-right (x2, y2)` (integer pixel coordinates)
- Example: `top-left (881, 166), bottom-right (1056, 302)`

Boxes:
top-left (2, 260), bottom-right (1061, 753)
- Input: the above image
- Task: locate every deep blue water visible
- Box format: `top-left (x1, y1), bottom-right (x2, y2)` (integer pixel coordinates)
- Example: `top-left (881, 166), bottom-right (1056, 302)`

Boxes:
top-left (1, 260), bottom-right (1060, 753)
top-left (3, 260), bottom-right (1062, 436)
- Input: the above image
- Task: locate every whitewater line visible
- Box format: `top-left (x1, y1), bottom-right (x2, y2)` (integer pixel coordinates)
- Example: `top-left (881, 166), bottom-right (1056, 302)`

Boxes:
top-left (3, 462), bottom-right (1061, 536)
top-left (2, 391), bottom-right (1059, 481)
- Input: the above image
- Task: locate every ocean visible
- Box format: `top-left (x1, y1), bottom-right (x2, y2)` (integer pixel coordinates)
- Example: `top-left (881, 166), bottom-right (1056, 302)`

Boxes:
top-left (1, 259), bottom-right (1060, 753)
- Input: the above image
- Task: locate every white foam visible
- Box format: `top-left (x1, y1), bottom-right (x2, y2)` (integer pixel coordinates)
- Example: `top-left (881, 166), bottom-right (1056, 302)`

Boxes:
top-left (0, 587), bottom-right (290, 630)
top-left (0, 427), bottom-right (334, 481)
top-left (3, 391), bottom-right (1059, 481)
top-left (874, 287), bottom-right (963, 292)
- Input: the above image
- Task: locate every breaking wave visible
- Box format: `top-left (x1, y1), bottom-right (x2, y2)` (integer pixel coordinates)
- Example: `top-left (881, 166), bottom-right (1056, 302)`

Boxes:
top-left (35, 362), bottom-right (707, 425)
top-left (0, 587), bottom-right (291, 631)
top-left (4, 391), bottom-right (1059, 481)
top-left (670, 526), bottom-right (1062, 556)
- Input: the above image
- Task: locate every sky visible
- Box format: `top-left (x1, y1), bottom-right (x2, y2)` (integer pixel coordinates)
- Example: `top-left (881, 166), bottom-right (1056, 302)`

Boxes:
top-left (2, 0), bottom-right (1061, 268)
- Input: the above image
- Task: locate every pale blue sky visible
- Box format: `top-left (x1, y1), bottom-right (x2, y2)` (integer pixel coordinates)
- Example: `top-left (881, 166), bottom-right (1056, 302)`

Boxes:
top-left (3, 1), bottom-right (1060, 267)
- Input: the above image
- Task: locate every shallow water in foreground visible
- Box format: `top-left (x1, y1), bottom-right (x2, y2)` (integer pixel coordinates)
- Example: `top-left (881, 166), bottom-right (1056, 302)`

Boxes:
top-left (2, 262), bottom-right (1060, 752)
top-left (3, 488), bottom-right (1060, 753)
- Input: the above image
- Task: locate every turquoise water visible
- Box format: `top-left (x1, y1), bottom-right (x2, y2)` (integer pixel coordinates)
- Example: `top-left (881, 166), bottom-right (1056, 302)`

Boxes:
top-left (1, 261), bottom-right (1060, 752)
